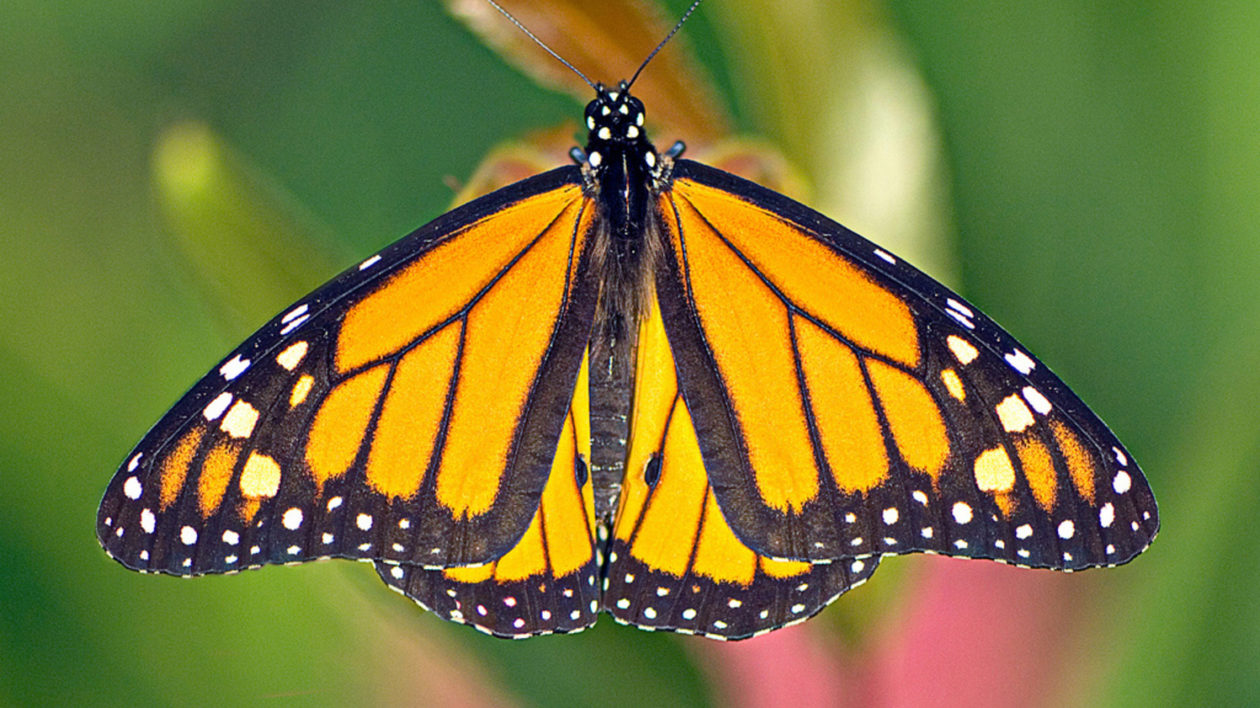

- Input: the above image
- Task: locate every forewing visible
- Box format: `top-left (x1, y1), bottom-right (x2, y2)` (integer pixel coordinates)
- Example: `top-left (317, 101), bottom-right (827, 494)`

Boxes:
top-left (97, 167), bottom-right (601, 575)
top-left (607, 295), bottom-right (879, 640)
top-left (651, 159), bottom-right (1158, 569)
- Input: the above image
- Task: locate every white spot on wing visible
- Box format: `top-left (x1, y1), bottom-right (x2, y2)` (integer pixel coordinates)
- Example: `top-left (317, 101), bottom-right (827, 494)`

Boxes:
top-left (128, 453), bottom-right (143, 472)
top-left (882, 507), bottom-right (899, 525)
top-left (282, 507), bottom-right (303, 530)
top-left (222, 529), bottom-right (240, 545)
top-left (874, 248), bottom-right (896, 264)
top-left (356, 513), bottom-right (373, 531)
top-left (1057, 519), bottom-right (1075, 539)
top-left (952, 501), bottom-right (973, 524)
top-left (1113, 470), bottom-right (1132, 494)
top-left (203, 392), bottom-right (233, 421)
top-left (1015, 524), bottom-right (1033, 539)
top-left (1005, 349), bottom-right (1036, 375)
top-left (280, 314), bottom-right (309, 335)
top-left (995, 394), bottom-right (1035, 433)
top-left (140, 508), bottom-right (156, 534)
top-left (276, 341), bottom-right (308, 371)
top-left (123, 476), bottom-right (143, 500)
top-left (947, 335), bottom-right (979, 365)
top-left (219, 354), bottom-right (250, 381)
top-left (1114, 447), bottom-right (1128, 466)
top-left (180, 525), bottom-right (198, 545)
top-left (219, 400), bottom-right (260, 439)
top-left (358, 255), bottom-right (382, 271)
top-left (282, 304), bottom-right (308, 323)
top-left (1021, 386), bottom-right (1053, 415)
top-left (1099, 503), bottom-right (1115, 528)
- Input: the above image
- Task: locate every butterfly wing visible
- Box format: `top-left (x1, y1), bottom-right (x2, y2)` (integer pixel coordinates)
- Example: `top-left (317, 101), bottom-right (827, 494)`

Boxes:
top-left (375, 353), bottom-right (601, 638)
top-left (650, 159), bottom-right (1158, 569)
top-left (97, 166), bottom-right (602, 575)
top-left (605, 295), bottom-right (879, 640)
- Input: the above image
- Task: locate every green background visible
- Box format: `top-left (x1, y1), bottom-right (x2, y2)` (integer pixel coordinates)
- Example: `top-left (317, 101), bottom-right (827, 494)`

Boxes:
top-left (2, 1), bottom-right (1257, 705)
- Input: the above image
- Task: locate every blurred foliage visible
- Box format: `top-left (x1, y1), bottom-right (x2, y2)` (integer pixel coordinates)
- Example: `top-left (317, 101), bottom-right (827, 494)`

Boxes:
top-left (1, 1), bottom-right (1258, 706)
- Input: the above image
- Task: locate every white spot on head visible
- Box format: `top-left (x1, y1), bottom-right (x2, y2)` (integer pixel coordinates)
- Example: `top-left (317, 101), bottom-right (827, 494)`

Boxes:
top-left (1015, 524), bottom-right (1033, 539)
top-left (1057, 519), bottom-right (1075, 539)
top-left (219, 354), bottom-right (250, 381)
top-left (588, 151), bottom-right (602, 168)
top-left (921, 526), bottom-right (934, 539)
top-left (128, 453), bottom-right (143, 472)
top-left (874, 248), bottom-right (896, 264)
top-left (1113, 447), bottom-right (1128, 466)
top-left (625, 125), bottom-right (640, 139)
top-left (1005, 349), bottom-right (1036, 374)
top-left (203, 392), bottom-right (233, 421)
top-left (586, 116), bottom-right (595, 130)
top-left (643, 607), bottom-right (658, 619)
top-left (257, 509), bottom-right (290, 538)
top-left (220, 400), bottom-right (260, 439)
top-left (356, 513), bottom-right (373, 531)
top-left (358, 255), bottom-right (382, 271)
top-left (995, 394), bottom-right (1035, 433)
top-left (1021, 386), bottom-right (1052, 415)
top-left (327, 496), bottom-right (343, 511)
top-left (947, 335), bottom-right (979, 365)
top-left (1113, 470), bottom-right (1132, 494)
top-left (140, 508), bottom-right (156, 534)
top-left (1099, 503), bottom-right (1115, 528)
top-left (608, 91), bottom-right (620, 101)
top-left (276, 341), bottom-right (308, 371)
top-left (952, 501), bottom-right (973, 524)
top-left (882, 507), bottom-right (899, 525)
top-left (180, 525), bottom-right (198, 545)
top-left (124, 476), bottom-right (143, 500)
top-left (597, 127), bottom-right (611, 140)
top-left (682, 608), bottom-right (697, 620)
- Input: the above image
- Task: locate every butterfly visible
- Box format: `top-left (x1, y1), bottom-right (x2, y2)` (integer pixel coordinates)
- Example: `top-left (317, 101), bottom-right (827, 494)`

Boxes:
top-left (96, 1), bottom-right (1158, 641)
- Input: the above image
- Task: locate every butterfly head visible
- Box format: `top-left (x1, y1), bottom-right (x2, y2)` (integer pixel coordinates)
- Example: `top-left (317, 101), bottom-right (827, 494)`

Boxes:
top-left (584, 82), bottom-right (650, 156)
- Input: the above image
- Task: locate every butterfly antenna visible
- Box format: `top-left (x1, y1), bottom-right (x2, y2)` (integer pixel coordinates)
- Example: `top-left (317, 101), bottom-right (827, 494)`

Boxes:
top-left (483, 0), bottom-right (597, 91)
top-left (626, 0), bottom-right (704, 90)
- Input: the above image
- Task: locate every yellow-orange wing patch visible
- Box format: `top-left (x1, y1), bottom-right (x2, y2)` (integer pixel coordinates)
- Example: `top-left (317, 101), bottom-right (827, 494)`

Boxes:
top-left (607, 296), bottom-right (878, 640)
top-left (376, 353), bottom-right (600, 637)
top-left (97, 168), bottom-right (600, 576)
top-left (651, 160), bottom-right (1158, 570)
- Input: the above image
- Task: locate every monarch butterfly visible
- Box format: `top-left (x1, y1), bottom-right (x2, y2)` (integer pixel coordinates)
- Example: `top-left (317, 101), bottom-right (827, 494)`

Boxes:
top-left (97, 1), bottom-right (1158, 641)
